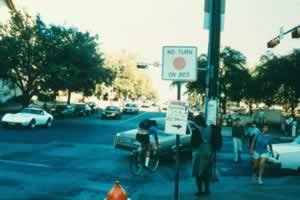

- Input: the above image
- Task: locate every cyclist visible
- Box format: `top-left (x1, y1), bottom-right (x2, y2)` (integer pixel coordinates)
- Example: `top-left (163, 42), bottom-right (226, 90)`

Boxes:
top-left (136, 119), bottom-right (160, 167)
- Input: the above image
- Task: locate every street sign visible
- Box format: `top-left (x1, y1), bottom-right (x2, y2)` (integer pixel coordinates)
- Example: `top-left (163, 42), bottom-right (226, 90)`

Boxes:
top-left (162, 46), bottom-right (197, 81)
top-left (206, 99), bottom-right (217, 125)
top-left (279, 26), bottom-right (284, 40)
top-left (165, 100), bottom-right (189, 135)
top-left (204, 0), bottom-right (225, 31)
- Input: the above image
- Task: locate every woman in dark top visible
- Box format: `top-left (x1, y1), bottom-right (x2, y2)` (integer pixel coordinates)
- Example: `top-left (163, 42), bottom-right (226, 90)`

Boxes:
top-left (191, 115), bottom-right (212, 196)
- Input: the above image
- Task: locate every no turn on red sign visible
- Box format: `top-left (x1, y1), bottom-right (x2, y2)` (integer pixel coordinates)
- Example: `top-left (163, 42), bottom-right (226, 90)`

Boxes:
top-left (162, 46), bottom-right (197, 81)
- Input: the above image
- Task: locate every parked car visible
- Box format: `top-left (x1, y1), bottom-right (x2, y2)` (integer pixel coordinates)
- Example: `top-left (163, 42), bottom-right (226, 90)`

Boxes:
top-left (123, 103), bottom-right (139, 114)
top-left (102, 106), bottom-right (122, 119)
top-left (141, 100), bottom-right (152, 108)
top-left (159, 102), bottom-right (168, 112)
top-left (114, 117), bottom-right (199, 155)
top-left (74, 104), bottom-right (92, 116)
top-left (52, 104), bottom-right (75, 117)
top-left (87, 102), bottom-right (97, 113)
top-left (1, 107), bottom-right (53, 129)
top-left (267, 136), bottom-right (300, 172)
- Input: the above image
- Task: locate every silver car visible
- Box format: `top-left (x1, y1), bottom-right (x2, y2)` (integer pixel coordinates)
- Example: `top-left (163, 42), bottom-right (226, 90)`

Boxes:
top-left (114, 117), bottom-right (201, 155)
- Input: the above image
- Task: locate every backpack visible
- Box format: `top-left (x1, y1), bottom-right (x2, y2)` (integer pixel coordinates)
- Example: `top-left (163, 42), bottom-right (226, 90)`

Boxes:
top-left (211, 125), bottom-right (223, 151)
top-left (191, 128), bottom-right (204, 148)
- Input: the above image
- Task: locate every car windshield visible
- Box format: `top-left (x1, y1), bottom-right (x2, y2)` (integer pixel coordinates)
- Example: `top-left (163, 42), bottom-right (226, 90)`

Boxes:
top-left (106, 106), bottom-right (117, 111)
top-left (21, 108), bottom-right (41, 115)
top-left (126, 104), bottom-right (136, 107)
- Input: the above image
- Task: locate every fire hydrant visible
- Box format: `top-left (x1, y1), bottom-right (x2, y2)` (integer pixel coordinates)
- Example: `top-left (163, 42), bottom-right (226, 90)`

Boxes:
top-left (105, 181), bottom-right (129, 200)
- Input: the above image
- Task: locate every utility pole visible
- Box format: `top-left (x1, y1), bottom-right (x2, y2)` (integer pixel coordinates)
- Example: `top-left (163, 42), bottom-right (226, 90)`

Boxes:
top-left (205, 0), bottom-right (222, 121)
top-left (204, 0), bottom-right (222, 183)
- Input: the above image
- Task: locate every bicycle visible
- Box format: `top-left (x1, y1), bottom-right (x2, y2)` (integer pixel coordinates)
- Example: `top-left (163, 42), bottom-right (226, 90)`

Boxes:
top-left (129, 145), bottom-right (159, 176)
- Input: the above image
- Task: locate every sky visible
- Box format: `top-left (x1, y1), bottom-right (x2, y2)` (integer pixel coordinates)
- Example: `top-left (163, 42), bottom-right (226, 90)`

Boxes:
top-left (1, 0), bottom-right (300, 100)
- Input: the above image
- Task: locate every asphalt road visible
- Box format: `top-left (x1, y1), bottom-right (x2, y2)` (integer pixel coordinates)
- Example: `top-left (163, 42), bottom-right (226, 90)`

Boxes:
top-left (0, 110), bottom-right (299, 200)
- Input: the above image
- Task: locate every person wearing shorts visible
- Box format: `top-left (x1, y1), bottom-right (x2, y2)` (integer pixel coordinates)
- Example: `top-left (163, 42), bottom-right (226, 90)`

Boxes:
top-left (250, 124), bottom-right (274, 185)
top-left (136, 119), bottom-right (160, 167)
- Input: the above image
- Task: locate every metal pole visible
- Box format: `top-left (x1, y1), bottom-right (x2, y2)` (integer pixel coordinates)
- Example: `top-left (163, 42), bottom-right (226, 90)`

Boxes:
top-left (204, 0), bottom-right (222, 182)
top-left (174, 81), bottom-right (181, 200)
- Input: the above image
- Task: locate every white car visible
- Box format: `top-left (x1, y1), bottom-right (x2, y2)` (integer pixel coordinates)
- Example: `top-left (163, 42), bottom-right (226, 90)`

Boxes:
top-left (268, 136), bottom-right (300, 171)
top-left (123, 103), bottom-right (139, 114)
top-left (1, 107), bottom-right (54, 129)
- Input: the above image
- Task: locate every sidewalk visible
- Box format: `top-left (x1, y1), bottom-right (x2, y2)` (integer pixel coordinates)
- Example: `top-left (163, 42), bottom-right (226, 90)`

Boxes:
top-left (136, 176), bottom-right (300, 200)
top-left (221, 126), bottom-right (296, 142)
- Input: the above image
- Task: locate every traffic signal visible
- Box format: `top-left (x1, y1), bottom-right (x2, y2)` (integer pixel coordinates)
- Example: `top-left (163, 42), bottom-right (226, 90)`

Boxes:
top-left (136, 64), bottom-right (148, 69)
top-left (292, 28), bottom-right (300, 39)
top-left (267, 38), bottom-right (280, 48)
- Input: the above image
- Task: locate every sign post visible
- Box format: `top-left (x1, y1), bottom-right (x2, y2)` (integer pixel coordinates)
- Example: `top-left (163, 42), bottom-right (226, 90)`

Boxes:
top-left (162, 46), bottom-right (197, 200)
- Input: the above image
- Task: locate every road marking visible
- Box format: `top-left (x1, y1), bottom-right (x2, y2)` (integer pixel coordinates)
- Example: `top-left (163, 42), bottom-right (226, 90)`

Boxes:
top-left (119, 112), bottom-right (148, 125)
top-left (0, 159), bottom-right (50, 168)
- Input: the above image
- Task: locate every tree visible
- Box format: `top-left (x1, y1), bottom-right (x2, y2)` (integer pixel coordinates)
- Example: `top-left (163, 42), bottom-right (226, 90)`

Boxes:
top-left (185, 47), bottom-right (251, 114)
top-left (105, 52), bottom-right (157, 101)
top-left (255, 49), bottom-right (300, 114)
top-left (0, 12), bottom-right (49, 106)
top-left (220, 47), bottom-right (249, 105)
top-left (185, 54), bottom-right (207, 95)
top-left (0, 11), bottom-right (112, 106)
top-left (44, 25), bottom-right (113, 104)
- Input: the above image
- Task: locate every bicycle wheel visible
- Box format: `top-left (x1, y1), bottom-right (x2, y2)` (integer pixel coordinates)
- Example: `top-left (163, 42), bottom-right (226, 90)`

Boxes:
top-left (147, 153), bottom-right (159, 172)
top-left (129, 153), bottom-right (143, 176)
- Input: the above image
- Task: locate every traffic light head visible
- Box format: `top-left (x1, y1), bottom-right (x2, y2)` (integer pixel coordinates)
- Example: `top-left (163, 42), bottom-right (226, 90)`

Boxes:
top-left (136, 64), bottom-right (148, 69)
top-left (292, 28), bottom-right (300, 39)
top-left (267, 38), bottom-right (280, 48)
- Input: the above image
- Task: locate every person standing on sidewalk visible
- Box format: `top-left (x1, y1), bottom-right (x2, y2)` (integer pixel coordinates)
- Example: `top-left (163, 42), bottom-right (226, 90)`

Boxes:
top-left (191, 115), bottom-right (212, 196)
top-left (246, 122), bottom-right (260, 147)
top-left (232, 118), bottom-right (245, 163)
top-left (258, 109), bottom-right (265, 128)
top-left (250, 124), bottom-right (274, 185)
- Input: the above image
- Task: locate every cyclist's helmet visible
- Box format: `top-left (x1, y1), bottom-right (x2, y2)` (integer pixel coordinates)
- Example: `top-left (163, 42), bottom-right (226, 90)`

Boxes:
top-left (139, 119), bottom-right (156, 130)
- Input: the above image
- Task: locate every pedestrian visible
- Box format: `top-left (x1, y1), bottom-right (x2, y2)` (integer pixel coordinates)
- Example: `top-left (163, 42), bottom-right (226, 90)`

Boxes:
top-left (280, 114), bottom-right (286, 134)
top-left (250, 124), bottom-right (274, 185)
top-left (232, 118), bottom-right (244, 163)
top-left (258, 109), bottom-right (265, 128)
top-left (285, 115), bottom-right (294, 136)
top-left (210, 115), bottom-right (223, 181)
top-left (246, 122), bottom-right (260, 147)
top-left (191, 115), bottom-right (212, 196)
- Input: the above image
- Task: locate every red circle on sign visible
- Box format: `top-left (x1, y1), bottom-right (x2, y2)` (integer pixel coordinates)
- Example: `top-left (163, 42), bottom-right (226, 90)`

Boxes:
top-left (173, 57), bottom-right (186, 70)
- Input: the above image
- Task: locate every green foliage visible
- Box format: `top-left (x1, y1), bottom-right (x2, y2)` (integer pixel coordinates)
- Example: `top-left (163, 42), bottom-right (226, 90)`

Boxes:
top-left (185, 54), bottom-right (207, 95)
top-left (0, 11), bottom-right (112, 106)
top-left (255, 49), bottom-right (300, 113)
top-left (220, 47), bottom-right (250, 103)
top-left (104, 52), bottom-right (157, 100)
top-left (185, 47), bottom-right (251, 104)
top-left (0, 12), bottom-right (49, 105)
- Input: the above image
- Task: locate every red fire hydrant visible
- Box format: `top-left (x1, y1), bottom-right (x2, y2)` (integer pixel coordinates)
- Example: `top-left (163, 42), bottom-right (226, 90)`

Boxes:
top-left (105, 181), bottom-right (129, 200)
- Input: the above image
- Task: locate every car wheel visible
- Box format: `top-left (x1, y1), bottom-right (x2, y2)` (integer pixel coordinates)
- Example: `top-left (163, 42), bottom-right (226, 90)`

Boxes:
top-left (29, 119), bottom-right (36, 129)
top-left (45, 118), bottom-right (52, 128)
